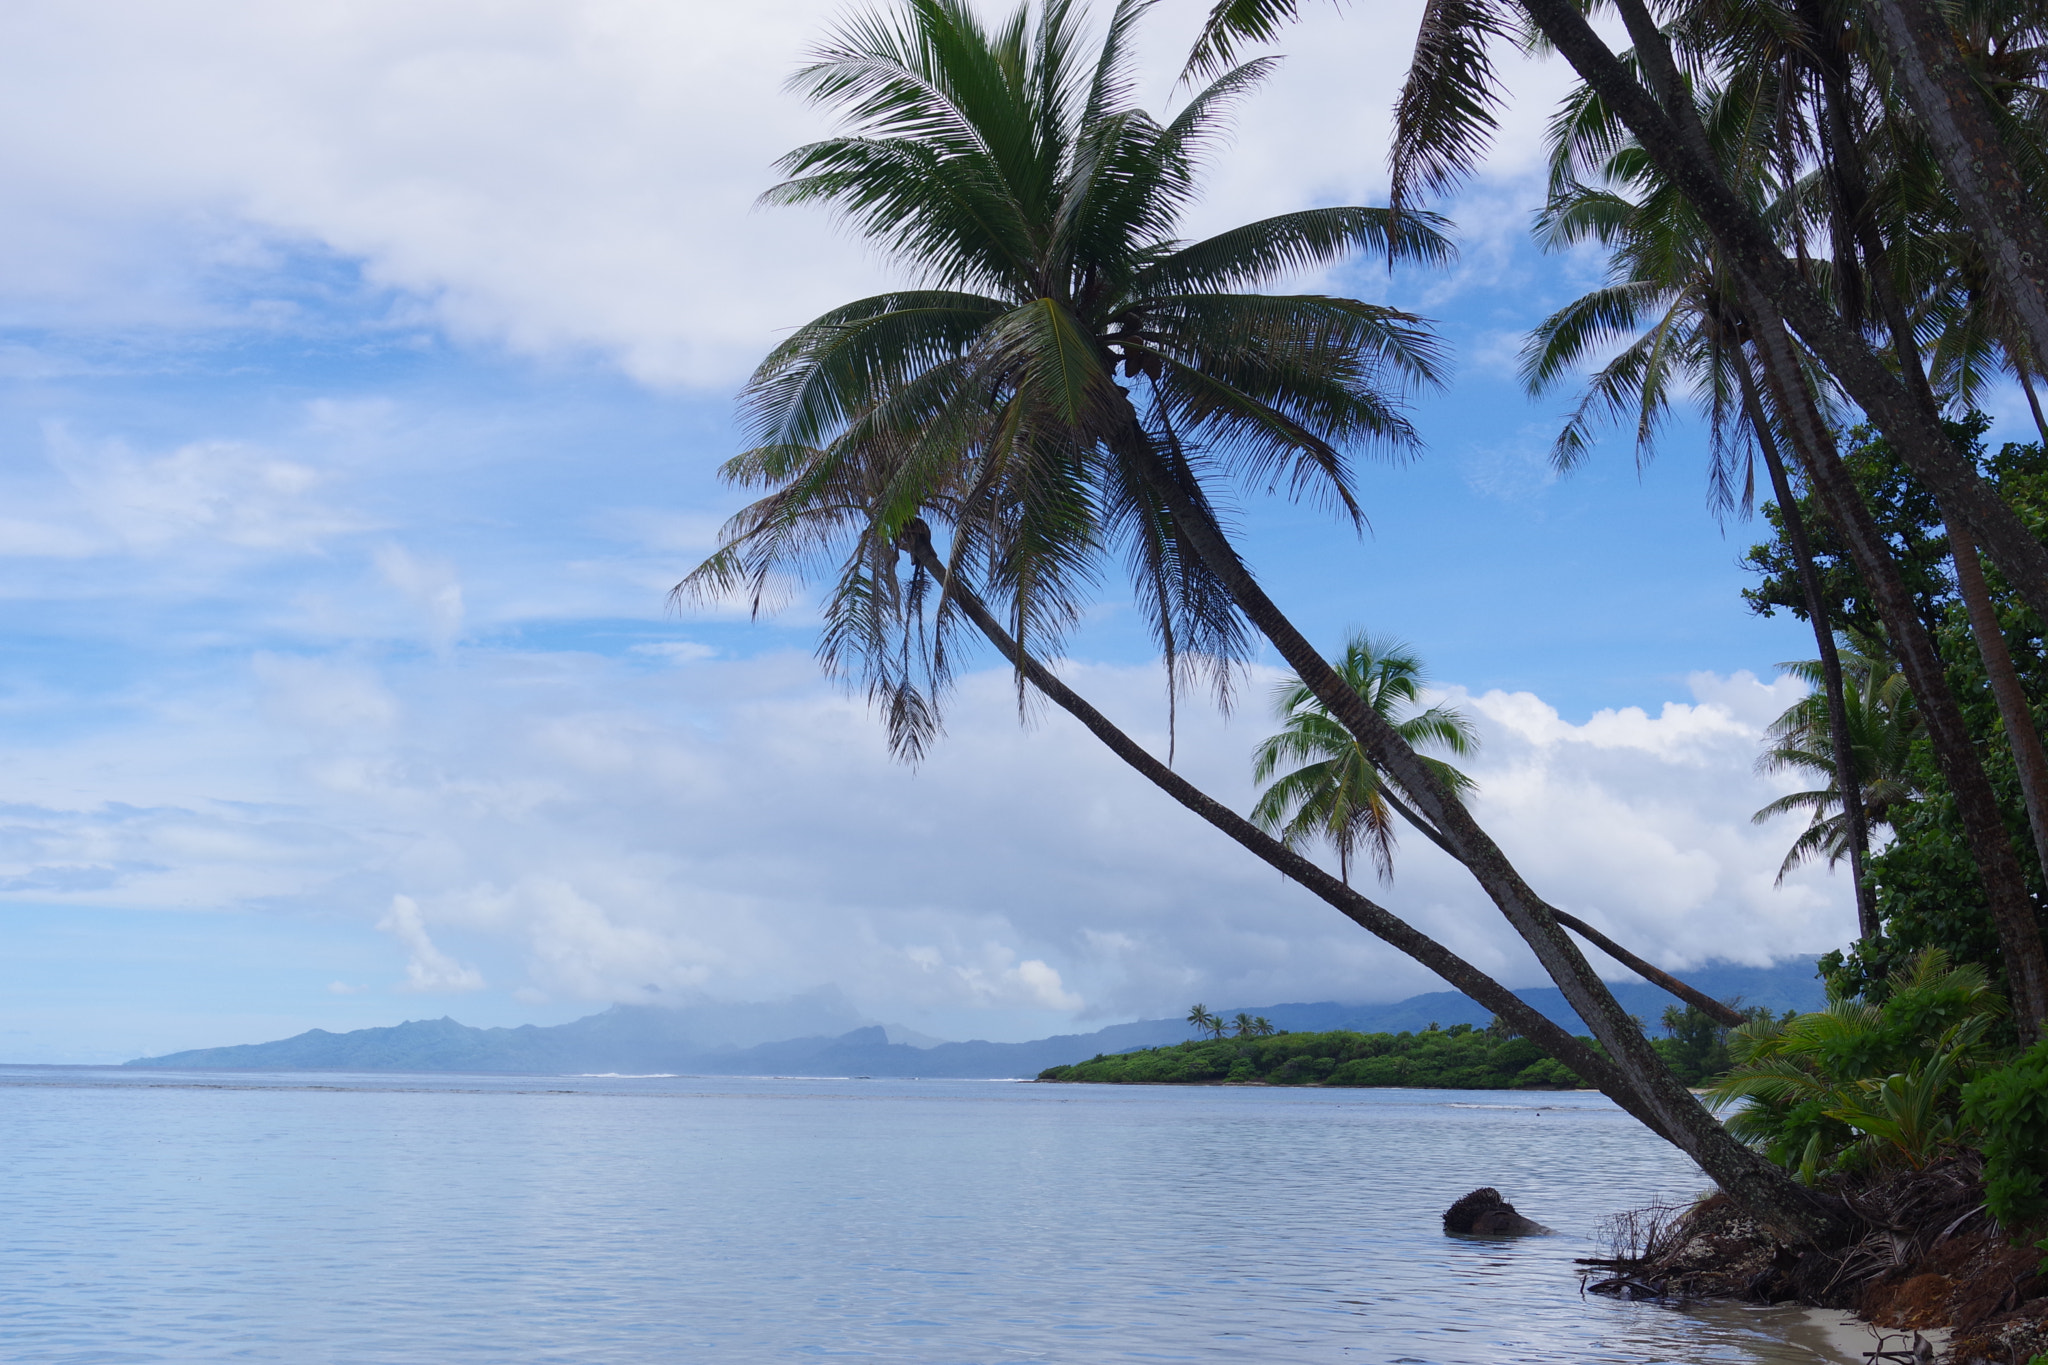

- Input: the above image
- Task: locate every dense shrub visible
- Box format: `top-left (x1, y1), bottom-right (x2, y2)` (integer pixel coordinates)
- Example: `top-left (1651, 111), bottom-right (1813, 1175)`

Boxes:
top-left (1961, 1038), bottom-right (2048, 1228)
top-left (1707, 950), bottom-right (2009, 1181)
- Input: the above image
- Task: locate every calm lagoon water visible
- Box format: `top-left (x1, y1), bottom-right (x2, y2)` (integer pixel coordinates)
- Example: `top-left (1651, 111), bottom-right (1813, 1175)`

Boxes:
top-left (0, 1068), bottom-right (1867, 1363)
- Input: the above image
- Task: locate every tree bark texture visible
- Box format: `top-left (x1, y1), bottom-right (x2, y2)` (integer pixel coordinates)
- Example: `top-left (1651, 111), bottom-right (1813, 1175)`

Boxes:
top-left (1947, 519), bottom-right (2048, 887)
top-left (1869, 0), bottom-right (2048, 380)
top-left (1514, 0), bottom-right (2048, 634)
top-left (1552, 910), bottom-right (1747, 1028)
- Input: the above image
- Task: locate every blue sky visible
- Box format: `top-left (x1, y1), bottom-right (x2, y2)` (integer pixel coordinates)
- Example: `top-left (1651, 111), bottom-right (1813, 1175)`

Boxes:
top-left (1, 0), bottom-right (2027, 1064)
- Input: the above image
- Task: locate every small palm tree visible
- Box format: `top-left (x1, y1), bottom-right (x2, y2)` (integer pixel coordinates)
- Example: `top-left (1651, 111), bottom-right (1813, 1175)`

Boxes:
top-left (1231, 1011), bottom-right (1257, 1038)
top-left (1251, 1015), bottom-right (1276, 1037)
top-left (1752, 636), bottom-right (1922, 881)
top-left (1250, 632), bottom-right (1475, 883)
top-left (1186, 1004), bottom-right (1218, 1038)
top-left (1707, 950), bottom-right (2005, 1180)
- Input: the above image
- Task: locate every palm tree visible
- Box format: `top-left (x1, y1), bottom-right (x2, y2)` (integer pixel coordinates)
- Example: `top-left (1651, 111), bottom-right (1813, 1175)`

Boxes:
top-left (1186, 1003), bottom-right (1218, 1038)
top-left (1251, 632), bottom-right (1474, 884)
top-left (1231, 1011), bottom-right (1257, 1038)
top-left (1521, 72), bottom-right (2048, 974)
top-left (685, 0), bottom-right (1853, 1246)
top-left (1187, 0), bottom-right (2048, 658)
top-left (695, 0), bottom-right (1449, 766)
top-left (1753, 639), bottom-right (1923, 880)
top-left (1251, 1015), bottom-right (1276, 1036)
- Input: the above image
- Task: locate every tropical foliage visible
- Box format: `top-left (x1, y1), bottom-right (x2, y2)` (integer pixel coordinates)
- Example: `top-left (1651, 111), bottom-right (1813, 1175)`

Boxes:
top-left (692, 0), bottom-right (2048, 1246)
top-left (1752, 636), bottom-right (1922, 880)
top-left (1743, 426), bottom-right (2048, 1004)
top-left (684, 0), bottom-right (1450, 761)
top-left (1250, 632), bottom-right (1475, 883)
top-left (1706, 951), bottom-right (2009, 1182)
top-left (1961, 1037), bottom-right (2048, 1226)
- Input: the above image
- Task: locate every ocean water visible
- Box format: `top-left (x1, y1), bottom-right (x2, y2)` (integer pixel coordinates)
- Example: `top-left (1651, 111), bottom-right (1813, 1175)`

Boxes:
top-left (0, 1068), bottom-right (1868, 1363)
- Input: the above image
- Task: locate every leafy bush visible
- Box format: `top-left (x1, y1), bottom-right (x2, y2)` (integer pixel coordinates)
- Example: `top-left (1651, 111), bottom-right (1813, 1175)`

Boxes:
top-left (1960, 1037), bottom-right (2048, 1228)
top-left (1706, 950), bottom-right (2008, 1181)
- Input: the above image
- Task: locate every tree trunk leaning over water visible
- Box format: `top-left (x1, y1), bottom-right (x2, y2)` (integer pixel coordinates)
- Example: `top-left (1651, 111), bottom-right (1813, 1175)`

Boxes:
top-left (892, 521), bottom-right (1693, 1133)
top-left (1374, 783), bottom-right (1749, 1026)
top-left (1108, 441), bottom-right (1858, 1248)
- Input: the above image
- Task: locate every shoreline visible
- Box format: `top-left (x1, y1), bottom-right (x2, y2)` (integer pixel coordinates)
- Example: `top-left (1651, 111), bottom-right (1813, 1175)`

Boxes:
top-left (1680, 1302), bottom-right (1947, 1364)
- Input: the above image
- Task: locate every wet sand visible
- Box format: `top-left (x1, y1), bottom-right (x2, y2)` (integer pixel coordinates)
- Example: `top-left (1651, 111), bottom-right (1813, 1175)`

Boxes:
top-left (1677, 1301), bottom-right (1947, 1363)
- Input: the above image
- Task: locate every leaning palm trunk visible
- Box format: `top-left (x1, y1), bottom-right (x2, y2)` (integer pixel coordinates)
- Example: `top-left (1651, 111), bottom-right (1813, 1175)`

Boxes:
top-left (1112, 424), bottom-right (1856, 1246)
top-left (1498, 0), bottom-right (2048, 1030)
top-left (1948, 521), bottom-right (2048, 886)
top-left (1492, 0), bottom-right (2048, 636)
top-left (1370, 783), bottom-right (1747, 1026)
top-left (1730, 359), bottom-right (1878, 941)
top-left (1737, 290), bottom-right (2048, 1036)
top-left (894, 521), bottom-right (1698, 1136)
top-left (1867, 0), bottom-right (2048, 379)
top-left (730, 0), bottom-right (1854, 1246)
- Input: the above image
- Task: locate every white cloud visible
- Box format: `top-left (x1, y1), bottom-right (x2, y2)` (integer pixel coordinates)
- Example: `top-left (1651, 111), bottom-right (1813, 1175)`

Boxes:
top-left (374, 543), bottom-right (466, 649)
top-left (0, 0), bottom-right (1844, 1053)
top-left (0, 0), bottom-right (1596, 386)
top-left (378, 893), bottom-right (485, 993)
top-left (0, 639), bottom-right (1852, 1034)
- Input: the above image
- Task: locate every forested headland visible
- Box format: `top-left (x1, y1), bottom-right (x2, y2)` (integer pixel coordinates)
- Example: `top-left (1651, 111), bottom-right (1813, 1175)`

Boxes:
top-left (1037, 1005), bottom-right (1745, 1089)
top-left (696, 0), bottom-right (2048, 1348)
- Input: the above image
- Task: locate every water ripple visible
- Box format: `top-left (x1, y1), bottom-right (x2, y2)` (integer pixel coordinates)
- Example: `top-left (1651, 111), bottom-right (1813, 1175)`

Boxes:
top-left (0, 1069), bottom-right (1864, 1363)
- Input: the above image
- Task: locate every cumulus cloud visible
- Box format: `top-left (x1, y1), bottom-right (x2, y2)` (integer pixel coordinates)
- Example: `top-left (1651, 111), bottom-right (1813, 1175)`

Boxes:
top-left (0, 0), bottom-right (1858, 1054)
top-left (378, 893), bottom-right (485, 993)
top-left (0, 635), bottom-right (1853, 1035)
top-left (0, 0), bottom-right (1591, 385)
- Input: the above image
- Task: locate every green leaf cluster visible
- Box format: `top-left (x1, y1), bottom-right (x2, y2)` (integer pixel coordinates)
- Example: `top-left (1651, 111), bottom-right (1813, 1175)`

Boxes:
top-left (1743, 421), bottom-right (2048, 1002)
top-left (1707, 950), bottom-right (2009, 1182)
top-left (1960, 1038), bottom-right (2048, 1227)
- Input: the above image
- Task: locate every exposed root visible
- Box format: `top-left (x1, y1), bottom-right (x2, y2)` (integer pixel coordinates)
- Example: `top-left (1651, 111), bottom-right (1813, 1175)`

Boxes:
top-left (1581, 1160), bottom-right (2048, 1363)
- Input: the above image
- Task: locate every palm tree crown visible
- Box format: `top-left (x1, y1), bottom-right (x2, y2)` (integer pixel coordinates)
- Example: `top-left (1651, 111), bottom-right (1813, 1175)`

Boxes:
top-left (1251, 631), bottom-right (1476, 883)
top-left (682, 0), bottom-right (1451, 757)
top-left (1753, 636), bottom-right (1922, 880)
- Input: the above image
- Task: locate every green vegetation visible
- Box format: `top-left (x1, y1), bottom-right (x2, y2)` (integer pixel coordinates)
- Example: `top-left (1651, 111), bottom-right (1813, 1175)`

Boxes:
top-left (1041, 1005), bottom-right (1774, 1090)
top-left (1961, 1037), bottom-right (2048, 1227)
top-left (1743, 424), bottom-right (2048, 1004)
top-left (1249, 633), bottom-right (1475, 885)
top-left (693, 0), bottom-right (2048, 1248)
top-left (1708, 950), bottom-right (2009, 1181)
top-left (1038, 1021), bottom-right (1588, 1089)
top-left (1698, 949), bottom-right (2048, 1229)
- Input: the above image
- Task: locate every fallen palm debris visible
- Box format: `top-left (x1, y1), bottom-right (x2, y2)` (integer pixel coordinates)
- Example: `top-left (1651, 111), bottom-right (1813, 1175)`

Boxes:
top-left (1575, 1158), bottom-right (2048, 1363)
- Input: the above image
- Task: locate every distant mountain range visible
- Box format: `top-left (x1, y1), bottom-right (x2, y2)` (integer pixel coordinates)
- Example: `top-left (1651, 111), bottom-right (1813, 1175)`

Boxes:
top-left (124, 958), bottom-right (1826, 1079)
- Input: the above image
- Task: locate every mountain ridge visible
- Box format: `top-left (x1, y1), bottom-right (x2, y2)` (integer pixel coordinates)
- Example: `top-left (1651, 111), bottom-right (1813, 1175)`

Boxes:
top-left (121, 958), bottom-right (1826, 1078)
